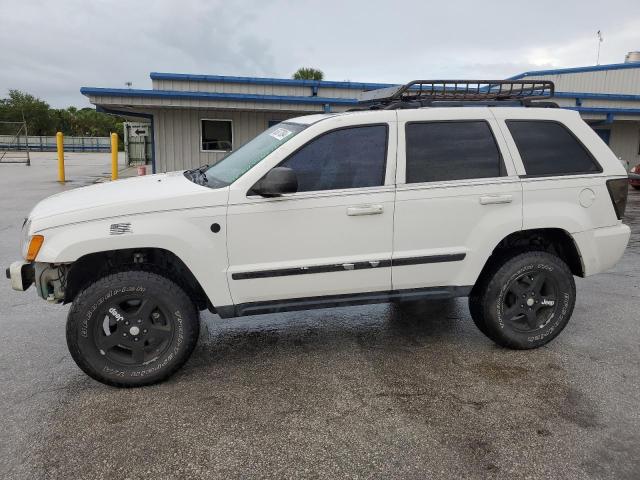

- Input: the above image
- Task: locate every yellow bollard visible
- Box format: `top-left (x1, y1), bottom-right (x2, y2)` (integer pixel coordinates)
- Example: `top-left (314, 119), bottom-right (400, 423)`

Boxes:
top-left (56, 132), bottom-right (65, 182)
top-left (111, 132), bottom-right (118, 180)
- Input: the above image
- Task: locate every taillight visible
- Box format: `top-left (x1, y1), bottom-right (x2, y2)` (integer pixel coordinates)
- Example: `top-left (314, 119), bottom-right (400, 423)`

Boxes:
top-left (606, 178), bottom-right (628, 220)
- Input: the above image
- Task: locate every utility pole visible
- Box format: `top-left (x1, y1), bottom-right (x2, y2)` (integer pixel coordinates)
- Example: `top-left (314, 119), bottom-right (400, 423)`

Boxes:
top-left (596, 30), bottom-right (604, 65)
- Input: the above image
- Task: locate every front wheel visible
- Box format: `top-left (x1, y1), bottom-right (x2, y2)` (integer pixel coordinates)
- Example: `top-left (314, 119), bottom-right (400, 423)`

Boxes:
top-left (469, 251), bottom-right (576, 349)
top-left (66, 270), bottom-right (200, 387)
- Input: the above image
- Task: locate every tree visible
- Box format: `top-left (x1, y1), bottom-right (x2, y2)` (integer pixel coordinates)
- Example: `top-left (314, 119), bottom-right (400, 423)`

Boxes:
top-left (292, 67), bottom-right (324, 81)
top-left (0, 89), bottom-right (124, 140)
top-left (0, 90), bottom-right (53, 135)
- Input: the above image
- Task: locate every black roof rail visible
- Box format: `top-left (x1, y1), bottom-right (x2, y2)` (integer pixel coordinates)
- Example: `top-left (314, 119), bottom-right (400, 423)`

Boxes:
top-left (354, 80), bottom-right (557, 110)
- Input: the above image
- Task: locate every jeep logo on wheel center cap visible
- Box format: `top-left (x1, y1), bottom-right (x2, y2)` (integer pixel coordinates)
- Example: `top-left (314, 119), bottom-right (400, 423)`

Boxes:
top-left (108, 307), bottom-right (124, 322)
top-left (129, 326), bottom-right (140, 336)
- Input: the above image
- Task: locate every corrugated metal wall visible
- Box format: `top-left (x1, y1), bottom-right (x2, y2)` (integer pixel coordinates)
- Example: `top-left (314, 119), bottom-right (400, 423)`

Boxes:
top-left (524, 69), bottom-right (640, 95)
top-left (610, 122), bottom-right (640, 168)
top-left (152, 79), bottom-right (367, 100)
top-left (154, 108), bottom-right (297, 172)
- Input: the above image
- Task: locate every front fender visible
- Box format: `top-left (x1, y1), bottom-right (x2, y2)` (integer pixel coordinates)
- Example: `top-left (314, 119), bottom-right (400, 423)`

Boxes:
top-left (34, 207), bottom-right (232, 307)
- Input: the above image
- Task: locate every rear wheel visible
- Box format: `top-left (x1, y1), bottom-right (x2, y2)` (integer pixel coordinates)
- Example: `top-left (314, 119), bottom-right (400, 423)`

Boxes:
top-left (66, 270), bottom-right (199, 387)
top-left (469, 251), bottom-right (575, 349)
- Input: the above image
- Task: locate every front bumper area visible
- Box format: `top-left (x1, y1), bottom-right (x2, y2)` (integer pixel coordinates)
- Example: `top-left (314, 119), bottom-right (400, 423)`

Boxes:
top-left (6, 261), bottom-right (35, 291)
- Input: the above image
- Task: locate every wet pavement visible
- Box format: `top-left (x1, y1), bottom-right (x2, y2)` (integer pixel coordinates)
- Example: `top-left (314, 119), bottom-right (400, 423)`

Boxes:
top-left (1, 156), bottom-right (639, 479)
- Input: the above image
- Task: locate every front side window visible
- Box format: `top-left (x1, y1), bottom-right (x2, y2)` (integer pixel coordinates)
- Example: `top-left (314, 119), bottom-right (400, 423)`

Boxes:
top-left (204, 122), bottom-right (307, 187)
top-left (405, 121), bottom-right (504, 184)
top-left (280, 125), bottom-right (388, 192)
top-left (506, 120), bottom-right (600, 176)
top-left (201, 119), bottom-right (233, 152)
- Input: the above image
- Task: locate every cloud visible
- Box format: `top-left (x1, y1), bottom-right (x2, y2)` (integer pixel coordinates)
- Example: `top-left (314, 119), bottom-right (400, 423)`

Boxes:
top-left (0, 0), bottom-right (638, 107)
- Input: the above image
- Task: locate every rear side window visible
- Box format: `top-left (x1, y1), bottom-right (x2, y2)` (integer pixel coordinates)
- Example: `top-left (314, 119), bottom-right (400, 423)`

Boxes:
top-left (506, 120), bottom-right (600, 176)
top-left (405, 121), bottom-right (505, 183)
top-left (281, 125), bottom-right (388, 192)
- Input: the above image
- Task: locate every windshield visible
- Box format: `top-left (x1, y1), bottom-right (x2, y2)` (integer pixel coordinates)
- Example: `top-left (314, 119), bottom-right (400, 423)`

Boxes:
top-left (203, 122), bottom-right (307, 188)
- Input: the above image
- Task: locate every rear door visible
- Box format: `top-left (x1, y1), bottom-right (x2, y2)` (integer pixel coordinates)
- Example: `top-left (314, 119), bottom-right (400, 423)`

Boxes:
top-left (392, 108), bottom-right (523, 292)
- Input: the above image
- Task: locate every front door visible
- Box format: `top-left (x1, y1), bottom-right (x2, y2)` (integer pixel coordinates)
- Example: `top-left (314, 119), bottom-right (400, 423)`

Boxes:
top-left (392, 108), bottom-right (523, 292)
top-left (226, 113), bottom-right (397, 307)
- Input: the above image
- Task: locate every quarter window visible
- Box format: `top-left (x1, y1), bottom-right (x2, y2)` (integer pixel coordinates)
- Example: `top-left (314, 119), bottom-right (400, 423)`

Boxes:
top-left (405, 121), bottom-right (504, 183)
top-left (507, 120), bottom-right (600, 176)
top-left (201, 119), bottom-right (233, 152)
top-left (281, 125), bottom-right (388, 192)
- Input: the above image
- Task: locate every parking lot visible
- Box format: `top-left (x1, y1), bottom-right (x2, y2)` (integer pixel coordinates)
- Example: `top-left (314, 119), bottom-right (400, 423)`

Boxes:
top-left (1, 154), bottom-right (639, 479)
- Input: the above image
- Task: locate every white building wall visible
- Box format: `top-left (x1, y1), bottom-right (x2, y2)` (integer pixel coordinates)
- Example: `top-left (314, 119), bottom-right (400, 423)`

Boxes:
top-left (610, 122), bottom-right (640, 169)
top-left (153, 108), bottom-right (297, 172)
top-left (522, 68), bottom-right (640, 95)
top-left (151, 79), bottom-right (373, 100)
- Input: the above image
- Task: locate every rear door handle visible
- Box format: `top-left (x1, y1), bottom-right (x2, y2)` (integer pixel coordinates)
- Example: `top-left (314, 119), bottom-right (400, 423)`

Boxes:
top-left (479, 195), bottom-right (513, 205)
top-left (346, 204), bottom-right (384, 216)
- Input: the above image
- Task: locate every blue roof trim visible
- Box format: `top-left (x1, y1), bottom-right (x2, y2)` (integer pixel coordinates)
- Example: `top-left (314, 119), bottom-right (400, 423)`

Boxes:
top-left (150, 72), bottom-right (394, 91)
top-left (81, 87), bottom-right (359, 105)
top-left (555, 91), bottom-right (640, 101)
top-left (565, 106), bottom-right (640, 115)
top-left (509, 62), bottom-right (640, 79)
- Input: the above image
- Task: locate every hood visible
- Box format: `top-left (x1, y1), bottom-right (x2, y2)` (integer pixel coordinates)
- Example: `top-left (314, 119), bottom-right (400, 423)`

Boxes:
top-left (29, 171), bottom-right (229, 231)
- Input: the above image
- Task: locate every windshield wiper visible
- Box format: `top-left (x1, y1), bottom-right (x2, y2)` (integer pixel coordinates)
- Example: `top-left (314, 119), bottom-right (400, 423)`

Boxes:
top-left (184, 164), bottom-right (210, 186)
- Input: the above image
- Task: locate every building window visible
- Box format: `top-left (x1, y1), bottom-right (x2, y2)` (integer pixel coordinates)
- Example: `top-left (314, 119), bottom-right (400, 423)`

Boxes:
top-left (201, 119), bottom-right (232, 152)
top-left (280, 125), bottom-right (388, 192)
top-left (405, 121), bottom-right (505, 183)
top-left (507, 120), bottom-right (600, 176)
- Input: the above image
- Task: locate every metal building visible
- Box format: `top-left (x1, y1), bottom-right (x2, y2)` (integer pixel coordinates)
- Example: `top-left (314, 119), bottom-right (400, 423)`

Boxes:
top-left (82, 54), bottom-right (640, 173)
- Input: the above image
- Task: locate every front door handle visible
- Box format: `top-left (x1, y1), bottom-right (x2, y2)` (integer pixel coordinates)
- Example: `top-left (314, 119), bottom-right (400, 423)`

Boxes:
top-left (346, 204), bottom-right (384, 216)
top-left (479, 195), bottom-right (513, 205)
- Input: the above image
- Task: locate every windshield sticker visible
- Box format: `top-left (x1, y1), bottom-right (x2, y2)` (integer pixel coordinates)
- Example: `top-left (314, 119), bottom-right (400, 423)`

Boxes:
top-left (269, 127), bottom-right (293, 141)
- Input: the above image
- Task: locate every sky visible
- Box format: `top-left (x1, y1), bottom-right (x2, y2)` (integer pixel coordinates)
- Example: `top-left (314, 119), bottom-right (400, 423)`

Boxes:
top-left (1, 0), bottom-right (639, 108)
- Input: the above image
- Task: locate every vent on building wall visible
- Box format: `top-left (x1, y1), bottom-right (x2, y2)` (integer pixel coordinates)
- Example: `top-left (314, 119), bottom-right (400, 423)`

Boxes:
top-left (624, 51), bottom-right (640, 63)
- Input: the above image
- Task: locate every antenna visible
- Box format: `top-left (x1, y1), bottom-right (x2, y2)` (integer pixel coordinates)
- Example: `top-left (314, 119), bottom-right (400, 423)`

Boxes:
top-left (596, 30), bottom-right (604, 65)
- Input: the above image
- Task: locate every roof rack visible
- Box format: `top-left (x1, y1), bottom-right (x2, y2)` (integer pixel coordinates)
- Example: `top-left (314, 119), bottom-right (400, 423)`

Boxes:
top-left (355, 80), bottom-right (556, 110)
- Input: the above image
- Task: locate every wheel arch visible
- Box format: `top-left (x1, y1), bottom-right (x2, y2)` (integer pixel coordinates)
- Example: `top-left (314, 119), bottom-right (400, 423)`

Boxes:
top-left (477, 228), bottom-right (585, 287)
top-left (63, 247), bottom-right (212, 311)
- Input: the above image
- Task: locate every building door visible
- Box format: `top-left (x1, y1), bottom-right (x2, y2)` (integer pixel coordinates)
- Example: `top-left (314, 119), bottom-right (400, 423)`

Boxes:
top-left (124, 122), bottom-right (152, 166)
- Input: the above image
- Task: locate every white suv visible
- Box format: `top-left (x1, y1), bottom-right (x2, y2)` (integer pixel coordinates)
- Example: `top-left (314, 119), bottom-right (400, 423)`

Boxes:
top-left (6, 81), bottom-right (630, 387)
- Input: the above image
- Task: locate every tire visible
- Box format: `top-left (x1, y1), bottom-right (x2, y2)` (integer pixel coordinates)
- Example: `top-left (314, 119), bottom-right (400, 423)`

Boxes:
top-left (469, 251), bottom-right (576, 349)
top-left (66, 270), bottom-right (200, 387)
top-left (468, 290), bottom-right (490, 337)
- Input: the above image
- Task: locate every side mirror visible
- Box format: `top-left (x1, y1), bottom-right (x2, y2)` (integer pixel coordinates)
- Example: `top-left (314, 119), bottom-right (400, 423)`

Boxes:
top-left (252, 167), bottom-right (298, 197)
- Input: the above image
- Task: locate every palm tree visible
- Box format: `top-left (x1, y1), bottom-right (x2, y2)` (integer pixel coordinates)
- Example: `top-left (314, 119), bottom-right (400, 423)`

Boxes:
top-left (292, 68), bottom-right (324, 81)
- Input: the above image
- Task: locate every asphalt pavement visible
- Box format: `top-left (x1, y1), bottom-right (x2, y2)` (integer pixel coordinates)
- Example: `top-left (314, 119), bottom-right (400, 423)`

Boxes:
top-left (1, 154), bottom-right (639, 479)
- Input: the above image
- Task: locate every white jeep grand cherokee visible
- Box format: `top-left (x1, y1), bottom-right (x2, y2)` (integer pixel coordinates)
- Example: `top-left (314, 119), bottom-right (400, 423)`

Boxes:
top-left (7, 80), bottom-right (630, 387)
